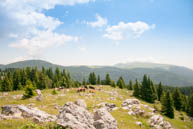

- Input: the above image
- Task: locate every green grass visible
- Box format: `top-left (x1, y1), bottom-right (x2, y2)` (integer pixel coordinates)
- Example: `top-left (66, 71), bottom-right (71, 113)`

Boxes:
top-left (0, 86), bottom-right (192, 129)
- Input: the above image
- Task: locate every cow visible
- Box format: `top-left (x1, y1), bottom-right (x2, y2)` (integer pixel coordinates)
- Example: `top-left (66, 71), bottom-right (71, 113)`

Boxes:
top-left (89, 86), bottom-right (95, 90)
top-left (77, 88), bottom-right (86, 93)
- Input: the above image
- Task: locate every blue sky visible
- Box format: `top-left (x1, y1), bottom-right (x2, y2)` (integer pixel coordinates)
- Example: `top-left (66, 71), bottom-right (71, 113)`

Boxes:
top-left (0, 0), bottom-right (193, 69)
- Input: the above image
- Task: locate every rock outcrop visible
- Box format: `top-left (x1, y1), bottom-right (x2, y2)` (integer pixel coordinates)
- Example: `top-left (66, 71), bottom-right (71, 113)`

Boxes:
top-left (148, 115), bottom-right (173, 129)
top-left (93, 108), bottom-right (117, 129)
top-left (57, 99), bottom-right (118, 129)
top-left (57, 101), bottom-right (95, 129)
top-left (1, 105), bottom-right (56, 123)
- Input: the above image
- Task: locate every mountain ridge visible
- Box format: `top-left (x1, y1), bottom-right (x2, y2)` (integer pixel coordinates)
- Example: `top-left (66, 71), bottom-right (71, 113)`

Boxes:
top-left (0, 60), bottom-right (193, 86)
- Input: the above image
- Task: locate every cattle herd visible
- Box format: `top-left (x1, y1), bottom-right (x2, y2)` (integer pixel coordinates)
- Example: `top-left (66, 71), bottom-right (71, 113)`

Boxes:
top-left (55, 85), bottom-right (99, 94)
top-left (77, 86), bottom-right (96, 93)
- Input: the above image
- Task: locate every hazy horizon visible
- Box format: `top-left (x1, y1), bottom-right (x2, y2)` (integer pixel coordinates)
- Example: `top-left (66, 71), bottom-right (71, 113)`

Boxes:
top-left (1, 0), bottom-right (193, 69)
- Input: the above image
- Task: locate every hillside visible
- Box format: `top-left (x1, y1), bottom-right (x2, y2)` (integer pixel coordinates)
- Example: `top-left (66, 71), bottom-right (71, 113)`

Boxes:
top-left (0, 60), bottom-right (193, 86)
top-left (0, 86), bottom-right (192, 129)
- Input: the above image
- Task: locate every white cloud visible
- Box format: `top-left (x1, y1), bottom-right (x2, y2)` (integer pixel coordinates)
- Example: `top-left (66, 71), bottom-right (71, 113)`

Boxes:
top-left (79, 47), bottom-right (87, 51)
top-left (87, 14), bottom-right (108, 28)
top-left (9, 31), bottom-right (78, 56)
top-left (0, 0), bottom-right (93, 57)
top-left (9, 33), bottom-right (18, 38)
top-left (103, 21), bottom-right (155, 40)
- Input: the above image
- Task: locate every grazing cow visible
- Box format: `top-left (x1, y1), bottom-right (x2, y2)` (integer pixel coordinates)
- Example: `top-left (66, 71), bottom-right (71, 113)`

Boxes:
top-left (89, 89), bottom-right (95, 93)
top-left (77, 88), bottom-right (86, 93)
top-left (89, 86), bottom-right (95, 90)
top-left (84, 85), bottom-right (88, 89)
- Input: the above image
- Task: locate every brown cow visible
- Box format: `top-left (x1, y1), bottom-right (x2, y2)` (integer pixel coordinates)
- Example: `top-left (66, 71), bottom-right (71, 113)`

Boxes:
top-left (77, 88), bottom-right (86, 93)
top-left (89, 89), bottom-right (95, 93)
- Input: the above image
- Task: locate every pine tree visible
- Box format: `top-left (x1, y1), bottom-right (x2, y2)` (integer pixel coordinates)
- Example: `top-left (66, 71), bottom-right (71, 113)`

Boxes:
top-left (111, 80), bottom-right (116, 88)
top-left (82, 77), bottom-right (86, 85)
top-left (187, 93), bottom-right (193, 117)
top-left (97, 75), bottom-right (101, 85)
top-left (181, 94), bottom-right (188, 112)
top-left (173, 88), bottom-right (182, 111)
top-left (23, 80), bottom-right (36, 99)
top-left (117, 76), bottom-right (125, 89)
top-left (13, 70), bottom-right (21, 90)
top-left (141, 75), bottom-right (156, 103)
top-left (133, 79), bottom-right (140, 97)
top-left (105, 73), bottom-right (111, 85)
top-left (88, 72), bottom-right (97, 85)
top-left (150, 80), bottom-right (157, 101)
top-left (157, 82), bottom-right (163, 101)
top-left (1, 76), bottom-right (12, 91)
top-left (128, 80), bottom-right (133, 90)
top-left (161, 91), bottom-right (174, 118)
top-left (38, 73), bottom-right (48, 89)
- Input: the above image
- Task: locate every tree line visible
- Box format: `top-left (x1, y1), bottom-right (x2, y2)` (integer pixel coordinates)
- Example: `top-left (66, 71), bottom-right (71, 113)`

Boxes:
top-left (0, 68), bottom-right (193, 118)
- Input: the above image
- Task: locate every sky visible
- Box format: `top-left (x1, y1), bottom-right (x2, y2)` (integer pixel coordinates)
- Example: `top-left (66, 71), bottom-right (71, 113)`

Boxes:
top-left (0, 0), bottom-right (193, 69)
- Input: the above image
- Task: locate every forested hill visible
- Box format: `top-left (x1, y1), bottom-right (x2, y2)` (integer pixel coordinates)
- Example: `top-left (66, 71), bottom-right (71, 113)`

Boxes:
top-left (1, 60), bottom-right (193, 87)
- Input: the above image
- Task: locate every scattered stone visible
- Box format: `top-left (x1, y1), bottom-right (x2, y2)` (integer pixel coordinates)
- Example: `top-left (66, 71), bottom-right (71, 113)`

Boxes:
top-left (35, 89), bottom-right (43, 101)
top-left (27, 103), bottom-right (35, 107)
top-left (109, 97), bottom-right (116, 100)
top-left (149, 115), bottom-right (173, 129)
top-left (54, 104), bottom-right (60, 109)
top-left (136, 121), bottom-right (142, 127)
top-left (11, 95), bottom-right (23, 100)
top-left (97, 102), bottom-right (118, 111)
top-left (122, 99), bottom-right (140, 107)
top-left (1, 105), bottom-right (56, 123)
top-left (122, 99), bottom-right (145, 116)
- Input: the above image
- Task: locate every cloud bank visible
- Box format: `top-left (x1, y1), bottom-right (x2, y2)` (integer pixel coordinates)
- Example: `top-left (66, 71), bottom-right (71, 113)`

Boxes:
top-left (1, 0), bottom-right (93, 57)
top-left (103, 21), bottom-right (155, 40)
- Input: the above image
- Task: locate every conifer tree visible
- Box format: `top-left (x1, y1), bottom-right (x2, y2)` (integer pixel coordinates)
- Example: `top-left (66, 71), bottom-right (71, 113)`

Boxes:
top-left (13, 70), bottom-right (21, 90)
top-left (173, 88), bottom-right (182, 111)
top-left (82, 77), bottom-right (86, 85)
top-left (187, 93), bottom-right (193, 117)
top-left (161, 91), bottom-right (174, 118)
top-left (141, 75), bottom-right (156, 103)
top-left (150, 79), bottom-right (157, 101)
top-left (117, 76), bottom-right (125, 89)
top-left (111, 80), bottom-right (116, 88)
top-left (181, 94), bottom-right (188, 112)
top-left (38, 73), bottom-right (48, 89)
top-left (157, 82), bottom-right (163, 101)
top-left (105, 73), bottom-right (111, 85)
top-left (133, 79), bottom-right (140, 97)
top-left (1, 76), bottom-right (12, 91)
top-left (97, 75), bottom-right (100, 85)
top-left (88, 72), bottom-right (97, 85)
top-left (23, 80), bottom-right (36, 99)
top-left (128, 80), bottom-right (133, 90)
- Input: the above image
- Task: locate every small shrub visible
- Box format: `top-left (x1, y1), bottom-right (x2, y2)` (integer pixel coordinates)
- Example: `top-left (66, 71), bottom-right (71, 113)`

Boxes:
top-left (22, 81), bottom-right (36, 99)
top-left (52, 89), bottom-right (58, 95)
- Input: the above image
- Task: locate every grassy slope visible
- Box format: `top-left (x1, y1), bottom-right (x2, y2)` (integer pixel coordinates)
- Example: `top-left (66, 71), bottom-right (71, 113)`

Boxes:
top-left (0, 86), bottom-right (192, 129)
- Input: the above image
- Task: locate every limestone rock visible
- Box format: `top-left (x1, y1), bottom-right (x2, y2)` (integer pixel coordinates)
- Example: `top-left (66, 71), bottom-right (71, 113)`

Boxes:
top-left (97, 102), bottom-right (118, 111)
top-left (57, 100), bottom-right (118, 129)
top-left (93, 108), bottom-right (118, 129)
top-left (35, 89), bottom-right (43, 101)
top-left (1, 105), bottom-right (56, 123)
top-left (74, 99), bottom-right (87, 109)
top-left (149, 115), bottom-right (173, 129)
top-left (57, 102), bottom-right (95, 129)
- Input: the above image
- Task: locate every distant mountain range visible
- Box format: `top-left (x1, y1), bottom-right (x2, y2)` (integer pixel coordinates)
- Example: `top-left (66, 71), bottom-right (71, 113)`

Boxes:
top-left (0, 60), bottom-right (193, 87)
